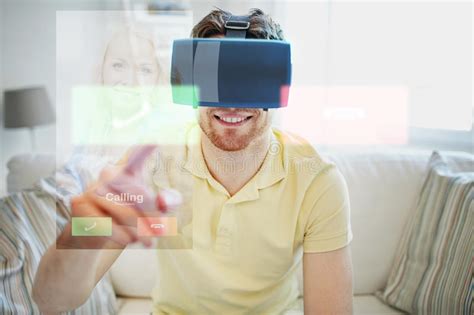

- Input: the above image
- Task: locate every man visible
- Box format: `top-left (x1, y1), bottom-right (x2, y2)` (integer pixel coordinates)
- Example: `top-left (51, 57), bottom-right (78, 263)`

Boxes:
top-left (33, 8), bottom-right (353, 314)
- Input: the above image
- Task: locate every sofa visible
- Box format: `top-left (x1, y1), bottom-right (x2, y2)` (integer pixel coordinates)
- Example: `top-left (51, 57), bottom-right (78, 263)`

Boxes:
top-left (4, 149), bottom-right (473, 314)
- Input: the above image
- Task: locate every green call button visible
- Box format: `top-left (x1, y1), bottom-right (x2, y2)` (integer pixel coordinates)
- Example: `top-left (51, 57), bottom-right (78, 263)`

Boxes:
top-left (72, 217), bottom-right (112, 236)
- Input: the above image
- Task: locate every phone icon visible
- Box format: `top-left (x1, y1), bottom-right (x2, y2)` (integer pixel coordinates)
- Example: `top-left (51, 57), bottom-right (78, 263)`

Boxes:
top-left (150, 223), bottom-right (165, 229)
top-left (84, 222), bottom-right (97, 232)
top-left (137, 217), bottom-right (177, 236)
top-left (72, 217), bottom-right (112, 237)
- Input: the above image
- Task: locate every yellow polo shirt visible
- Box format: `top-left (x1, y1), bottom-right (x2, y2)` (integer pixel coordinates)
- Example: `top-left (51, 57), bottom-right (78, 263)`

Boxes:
top-left (148, 123), bottom-right (352, 314)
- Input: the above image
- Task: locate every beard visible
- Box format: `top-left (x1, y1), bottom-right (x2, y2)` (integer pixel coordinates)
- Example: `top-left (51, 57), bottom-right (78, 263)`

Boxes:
top-left (198, 109), bottom-right (269, 151)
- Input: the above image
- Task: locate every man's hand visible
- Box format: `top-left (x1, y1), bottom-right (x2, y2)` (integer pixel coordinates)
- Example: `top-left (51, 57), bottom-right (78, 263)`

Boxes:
top-left (57, 145), bottom-right (182, 250)
top-left (303, 245), bottom-right (353, 315)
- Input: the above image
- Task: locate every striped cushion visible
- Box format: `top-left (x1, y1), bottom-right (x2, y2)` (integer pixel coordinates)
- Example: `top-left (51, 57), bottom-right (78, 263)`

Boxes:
top-left (0, 188), bottom-right (117, 314)
top-left (376, 151), bottom-right (473, 314)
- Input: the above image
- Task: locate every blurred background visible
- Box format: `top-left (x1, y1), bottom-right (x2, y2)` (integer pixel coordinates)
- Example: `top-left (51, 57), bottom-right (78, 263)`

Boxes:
top-left (0, 0), bottom-right (472, 196)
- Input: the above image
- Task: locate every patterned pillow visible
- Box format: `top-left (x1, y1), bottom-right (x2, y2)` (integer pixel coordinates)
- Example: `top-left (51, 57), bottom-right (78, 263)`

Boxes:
top-left (0, 188), bottom-right (117, 314)
top-left (376, 151), bottom-right (473, 314)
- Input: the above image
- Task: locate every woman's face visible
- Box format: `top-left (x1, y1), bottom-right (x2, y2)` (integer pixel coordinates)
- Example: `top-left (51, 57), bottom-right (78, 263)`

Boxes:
top-left (102, 31), bottom-right (160, 86)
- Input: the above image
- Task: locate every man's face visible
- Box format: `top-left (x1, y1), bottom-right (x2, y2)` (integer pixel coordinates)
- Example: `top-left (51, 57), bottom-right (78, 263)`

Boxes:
top-left (197, 33), bottom-right (273, 151)
top-left (198, 107), bottom-right (272, 151)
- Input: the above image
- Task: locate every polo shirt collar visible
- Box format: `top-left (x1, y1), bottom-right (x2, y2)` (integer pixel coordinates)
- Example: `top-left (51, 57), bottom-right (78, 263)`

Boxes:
top-left (183, 124), bottom-right (287, 203)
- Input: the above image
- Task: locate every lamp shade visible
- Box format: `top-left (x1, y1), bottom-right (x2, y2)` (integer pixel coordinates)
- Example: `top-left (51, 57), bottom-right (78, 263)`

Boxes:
top-left (3, 86), bottom-right (55, 128)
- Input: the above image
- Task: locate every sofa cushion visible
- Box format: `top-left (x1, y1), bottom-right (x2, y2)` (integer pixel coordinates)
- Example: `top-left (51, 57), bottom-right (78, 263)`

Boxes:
top-left (111, 246), bottom-right (158, 298)
top-left (375, 151), bottom-right (473, 314)
top-left (116, 295), bottom-right (407, 315)
top-left (116, 297), bottom-right (152, 315)
top-left (0, 188), bottom-right (117, 314)
top-left (322, 149), bottom-right (473, 294)
top-left (353, 295), bottom-right (406, 314)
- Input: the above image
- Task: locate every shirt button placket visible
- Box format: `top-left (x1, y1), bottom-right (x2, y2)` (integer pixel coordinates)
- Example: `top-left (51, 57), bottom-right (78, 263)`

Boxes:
top-left (215, 203), bottom-right (234, 257)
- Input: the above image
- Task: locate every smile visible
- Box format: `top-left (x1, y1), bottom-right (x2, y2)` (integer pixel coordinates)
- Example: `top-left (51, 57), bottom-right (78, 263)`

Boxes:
top-left (214, 114), bottom-right (253, 127)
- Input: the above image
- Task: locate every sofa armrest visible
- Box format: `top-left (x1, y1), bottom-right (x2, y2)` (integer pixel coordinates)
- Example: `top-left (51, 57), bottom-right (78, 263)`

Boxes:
top-left (6, 153), bottom-right (56, 193)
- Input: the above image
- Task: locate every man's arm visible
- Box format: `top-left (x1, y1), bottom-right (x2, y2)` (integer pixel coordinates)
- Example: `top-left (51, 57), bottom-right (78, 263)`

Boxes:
top-left (32, 191), bottom-right (147, 313)
top-left (33, 147), bottom-right (169, 313)
top-left (33, 244), bottom-right (123, 314)
top-left (303, 245), bottom-right (353, 315)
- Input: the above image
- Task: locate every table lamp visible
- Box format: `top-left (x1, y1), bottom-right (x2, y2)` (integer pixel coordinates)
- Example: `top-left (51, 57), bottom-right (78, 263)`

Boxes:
top-left (3, 86), bottom-right (55, 151)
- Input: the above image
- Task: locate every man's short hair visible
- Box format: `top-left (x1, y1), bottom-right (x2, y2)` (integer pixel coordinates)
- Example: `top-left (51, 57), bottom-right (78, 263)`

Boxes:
top-left (191, 8), bottom-right (285, 40)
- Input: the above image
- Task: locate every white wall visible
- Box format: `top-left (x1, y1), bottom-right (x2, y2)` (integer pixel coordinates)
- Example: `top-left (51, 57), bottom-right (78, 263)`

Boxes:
top-left (0, 0), bottom-right (4, 194)
top-left (2, 0), bottom-right (58, 155)
top-left (1, 0), bottom-right (59, 195)
top-left (0, 0), bottom-right (117, 195)
top-left (0, 0), bottom-right (472, 195)
top-left (276, 1), bottom-right (472, 151)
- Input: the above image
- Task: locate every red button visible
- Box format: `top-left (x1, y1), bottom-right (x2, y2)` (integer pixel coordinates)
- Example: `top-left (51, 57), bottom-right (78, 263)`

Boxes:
top-left (137, 217), bottom-right (178, 236)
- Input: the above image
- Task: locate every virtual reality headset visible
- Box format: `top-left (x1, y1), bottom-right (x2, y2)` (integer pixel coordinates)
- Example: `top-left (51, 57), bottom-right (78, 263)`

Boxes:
top-left (171, 15), bottom-right (292, 109)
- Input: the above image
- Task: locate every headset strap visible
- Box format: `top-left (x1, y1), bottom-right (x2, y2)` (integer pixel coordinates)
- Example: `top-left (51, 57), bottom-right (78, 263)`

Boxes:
top-left (224, 15), bottom-right (268, 111)
top-left (224, 15), bottom-right (250, 38)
